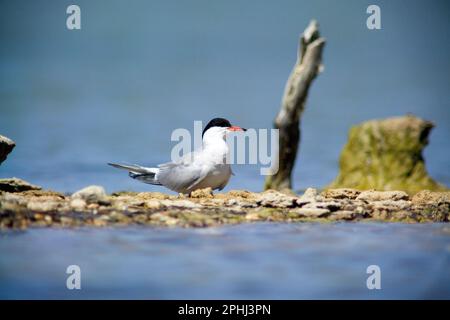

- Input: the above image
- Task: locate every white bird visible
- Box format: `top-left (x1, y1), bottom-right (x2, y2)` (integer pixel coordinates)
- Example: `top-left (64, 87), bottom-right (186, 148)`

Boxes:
top-left (108, 118), bottom-right (246, 194)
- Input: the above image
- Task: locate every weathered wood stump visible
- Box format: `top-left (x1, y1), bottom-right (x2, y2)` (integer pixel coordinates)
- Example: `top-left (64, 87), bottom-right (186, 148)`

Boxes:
top-left (264, 20), bottom-right (325, 191)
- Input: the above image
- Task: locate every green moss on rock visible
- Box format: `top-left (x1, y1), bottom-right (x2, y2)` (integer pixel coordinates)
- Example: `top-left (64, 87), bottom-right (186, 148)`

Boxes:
top-left (328, 115), bottom-right (447, 194)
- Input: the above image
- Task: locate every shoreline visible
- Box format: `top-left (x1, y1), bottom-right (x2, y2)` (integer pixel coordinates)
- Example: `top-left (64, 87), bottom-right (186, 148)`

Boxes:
top-left (0, 181), bottom-right (448, 229)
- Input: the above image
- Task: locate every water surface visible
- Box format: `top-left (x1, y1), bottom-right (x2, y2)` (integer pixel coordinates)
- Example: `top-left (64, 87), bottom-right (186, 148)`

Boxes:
top-left (1, 222), bottom-right (449, 299)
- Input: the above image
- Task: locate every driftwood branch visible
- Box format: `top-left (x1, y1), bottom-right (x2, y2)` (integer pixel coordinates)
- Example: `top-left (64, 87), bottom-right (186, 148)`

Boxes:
top-left (264, 20), bottom-right (325, 191)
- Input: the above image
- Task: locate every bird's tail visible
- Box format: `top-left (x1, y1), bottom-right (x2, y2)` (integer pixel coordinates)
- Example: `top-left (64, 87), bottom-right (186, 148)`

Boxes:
top-left (108, 163), bottom-right (162, 185)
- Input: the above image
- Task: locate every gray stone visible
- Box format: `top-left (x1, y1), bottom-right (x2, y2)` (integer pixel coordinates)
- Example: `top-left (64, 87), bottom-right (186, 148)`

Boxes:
top-left (71, 185), bottom-right (109, 204)
top-left (27, 200), bottom-right (60, 212)
top-left (0, 193), bottom-right (28, 210)
top-left (370, 200), bottom-right (412, 211)
top-left (0, 178), bottom-right (42, 193)
top-left (356, 190), bottom-right (409, 202)
top-left (294, 207), bottom-right (330, 218)
top-left (297, 187), bottom-right (321, 206)
top-left (412, 190), bottom-right (450, 205)
top-left (0, 135), bottom-right (15, 165)
top-left (70, 198), bottom-right (87, 211)
top-left (329, 210), bottom-right (356, 220)
top-left (160, 199), bottom-right (201, 209)
top-left (256, 190), bottom-right (297, 208)
top-left (321, 188), bottom-right (361, 200)
top-left (303, 201), bottom-right (342, 211)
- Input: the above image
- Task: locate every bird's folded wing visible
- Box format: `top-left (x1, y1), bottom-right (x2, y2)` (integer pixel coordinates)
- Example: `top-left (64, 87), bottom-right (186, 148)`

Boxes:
top-left (186, 167), bottom-right (209, 191)
top-left (157, 161), bottom-right (207, 193)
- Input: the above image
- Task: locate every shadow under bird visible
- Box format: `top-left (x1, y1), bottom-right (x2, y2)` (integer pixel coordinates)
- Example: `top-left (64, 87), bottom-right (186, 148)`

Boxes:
top-left (108, 118), bottom-right (246, 194)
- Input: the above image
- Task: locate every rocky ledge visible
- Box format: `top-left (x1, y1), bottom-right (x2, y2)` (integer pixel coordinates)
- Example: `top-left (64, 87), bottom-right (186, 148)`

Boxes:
top-left (0, 181), bottom-right (448, 229)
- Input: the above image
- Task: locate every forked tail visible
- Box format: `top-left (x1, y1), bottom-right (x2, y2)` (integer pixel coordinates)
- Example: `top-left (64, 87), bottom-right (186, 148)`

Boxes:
top-left (108, 163), bottom-right (162, 185)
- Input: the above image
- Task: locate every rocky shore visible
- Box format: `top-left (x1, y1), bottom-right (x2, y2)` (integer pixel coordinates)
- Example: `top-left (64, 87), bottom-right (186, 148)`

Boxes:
top-left (0, 179), bottom-right (448, 229)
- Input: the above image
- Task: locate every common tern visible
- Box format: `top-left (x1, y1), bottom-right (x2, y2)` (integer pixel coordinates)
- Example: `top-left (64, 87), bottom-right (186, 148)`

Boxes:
top-left (108, 118), bottom-right (246, 194)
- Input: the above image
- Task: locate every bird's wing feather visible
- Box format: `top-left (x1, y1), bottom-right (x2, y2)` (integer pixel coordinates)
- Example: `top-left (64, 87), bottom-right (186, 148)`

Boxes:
top-left (108, 162), bottom-right (156, 174)
top-left (186, 167), bottom-right (209, 191)
top-left (157, 163), bottom-right (204, 193)
top-left (157, 151), bottom-right (208, 193)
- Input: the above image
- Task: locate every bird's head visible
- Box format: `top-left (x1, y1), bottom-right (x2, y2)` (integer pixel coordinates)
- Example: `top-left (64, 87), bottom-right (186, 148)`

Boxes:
top-left (202, 118), bottom-right (247, 142)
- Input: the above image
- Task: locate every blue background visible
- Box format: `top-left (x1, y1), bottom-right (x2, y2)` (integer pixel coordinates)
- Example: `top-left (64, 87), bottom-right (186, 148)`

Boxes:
top-left (1, 0), bottom-right (449, 193)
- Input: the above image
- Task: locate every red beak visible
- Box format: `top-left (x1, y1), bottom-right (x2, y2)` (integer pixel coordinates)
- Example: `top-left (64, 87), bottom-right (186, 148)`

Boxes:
top-left (228, 126), bottom-right (246, 132)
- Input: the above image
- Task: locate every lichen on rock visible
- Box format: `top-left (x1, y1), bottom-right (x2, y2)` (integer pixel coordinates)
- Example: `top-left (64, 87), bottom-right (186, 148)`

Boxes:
top-left (328, 115), bottom-right (447, 194)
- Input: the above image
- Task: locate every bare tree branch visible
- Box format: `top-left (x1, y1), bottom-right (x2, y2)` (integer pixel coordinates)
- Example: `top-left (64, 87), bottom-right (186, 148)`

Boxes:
top-left (265, 20), bottom-right (325, 191)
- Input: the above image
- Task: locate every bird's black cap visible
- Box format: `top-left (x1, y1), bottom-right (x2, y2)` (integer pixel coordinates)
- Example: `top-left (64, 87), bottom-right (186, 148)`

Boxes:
top-left (202, 118), bottom-right (232, 137)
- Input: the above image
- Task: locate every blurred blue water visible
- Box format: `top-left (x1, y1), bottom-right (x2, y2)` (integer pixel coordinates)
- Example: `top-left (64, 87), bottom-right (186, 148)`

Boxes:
top-left (0, 222), bottom-right (449, 299)
top-left (0, 0), bottom-right (449, 193)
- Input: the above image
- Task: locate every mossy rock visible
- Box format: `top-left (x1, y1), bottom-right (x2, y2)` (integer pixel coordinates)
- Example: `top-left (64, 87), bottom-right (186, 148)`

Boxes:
top-left (328, 115), bottom-right (447, 194)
